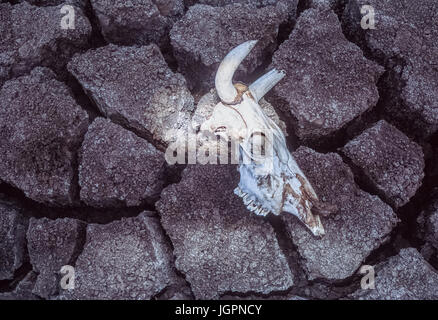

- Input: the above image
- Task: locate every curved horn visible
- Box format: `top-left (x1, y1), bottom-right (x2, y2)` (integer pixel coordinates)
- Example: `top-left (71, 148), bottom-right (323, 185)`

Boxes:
top-left (215, 40), bottom-right (258, 104)
top-left (249, 68), bottom-right (286, 102)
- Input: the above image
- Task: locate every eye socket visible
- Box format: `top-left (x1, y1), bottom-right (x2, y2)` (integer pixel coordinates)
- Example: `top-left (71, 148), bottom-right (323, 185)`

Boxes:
top-left (214, 126), bottom-right (227, 133)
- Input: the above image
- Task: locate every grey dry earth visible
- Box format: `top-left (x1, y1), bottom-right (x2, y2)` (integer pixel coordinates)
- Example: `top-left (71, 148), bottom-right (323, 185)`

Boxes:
top-left (0, 0), bottom-right (437, 300)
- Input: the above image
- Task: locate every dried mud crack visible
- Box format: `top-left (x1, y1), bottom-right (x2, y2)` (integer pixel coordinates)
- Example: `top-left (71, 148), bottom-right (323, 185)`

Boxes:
top-left (0, 0), bottom-right (437, 300)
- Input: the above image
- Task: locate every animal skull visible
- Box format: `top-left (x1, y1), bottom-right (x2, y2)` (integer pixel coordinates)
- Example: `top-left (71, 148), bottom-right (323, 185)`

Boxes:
top-left (201, 40), bottom-right (336, 237)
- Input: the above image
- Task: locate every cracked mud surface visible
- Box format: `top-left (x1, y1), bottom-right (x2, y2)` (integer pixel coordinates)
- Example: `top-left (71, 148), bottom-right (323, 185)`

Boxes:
top-left (0, 0), bottom-right (437, 300)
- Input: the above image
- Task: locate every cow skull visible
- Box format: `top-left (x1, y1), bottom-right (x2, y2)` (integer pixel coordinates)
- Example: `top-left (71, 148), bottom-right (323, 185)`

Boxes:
top-left (201, 40), bottom-right (336, 237)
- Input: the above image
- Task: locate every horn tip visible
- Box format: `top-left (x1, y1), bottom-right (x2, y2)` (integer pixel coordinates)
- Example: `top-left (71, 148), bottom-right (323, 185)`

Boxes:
top-left (276, 68), bottom-right (286, 77)
top-left (244, 40), bottom-right (258, 50)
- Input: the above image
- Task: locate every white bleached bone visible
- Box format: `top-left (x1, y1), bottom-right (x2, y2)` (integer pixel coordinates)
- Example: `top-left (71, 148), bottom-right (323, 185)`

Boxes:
top-left (215, 40), bottom-right (258, 105)
top-left (201, 40), bottom-right (337, 237)
top-left (249, 68), bottom-right (286, 102)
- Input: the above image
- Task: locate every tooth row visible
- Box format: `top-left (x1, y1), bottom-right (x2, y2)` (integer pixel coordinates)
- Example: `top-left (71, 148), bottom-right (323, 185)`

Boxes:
top-left (234, 186), bottom-right (245, 197)
top-left (234, 187), bottom-right (270, 216)
top-left (254, 207), bottom-right (269, 216)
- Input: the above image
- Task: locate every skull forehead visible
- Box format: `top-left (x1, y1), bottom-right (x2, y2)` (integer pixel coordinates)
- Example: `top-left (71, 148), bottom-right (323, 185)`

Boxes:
top-left (195, 89), bottom-right (287, 134)
top-left (208, 102), bottom-right (246, 129)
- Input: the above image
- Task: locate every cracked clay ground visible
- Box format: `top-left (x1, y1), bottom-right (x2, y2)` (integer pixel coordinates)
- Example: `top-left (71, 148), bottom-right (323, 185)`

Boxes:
top-left (0, 0), bottom-right (438, 300)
